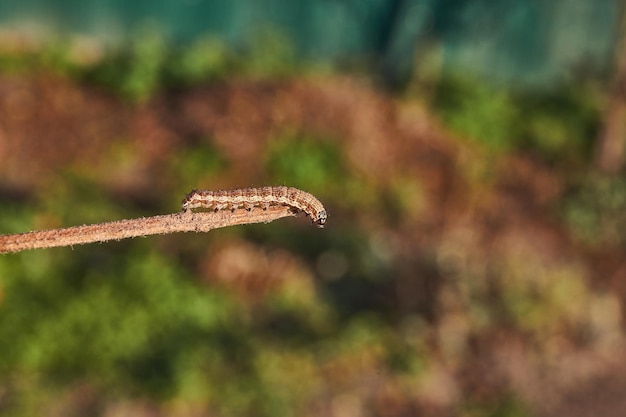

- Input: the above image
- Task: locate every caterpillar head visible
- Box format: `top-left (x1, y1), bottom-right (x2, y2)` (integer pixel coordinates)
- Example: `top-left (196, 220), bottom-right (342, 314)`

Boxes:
top-left (315, 210), bottom-right (327, 228)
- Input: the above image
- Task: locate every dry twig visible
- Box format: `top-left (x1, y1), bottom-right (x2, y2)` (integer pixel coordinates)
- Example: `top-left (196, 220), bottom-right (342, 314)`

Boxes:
top-left (0, 206), bottom-right (297, 254)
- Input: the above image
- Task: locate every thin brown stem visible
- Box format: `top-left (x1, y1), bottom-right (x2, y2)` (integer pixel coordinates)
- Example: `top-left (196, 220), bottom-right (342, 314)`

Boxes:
top-left (0, 206), bottom-right (297, 254)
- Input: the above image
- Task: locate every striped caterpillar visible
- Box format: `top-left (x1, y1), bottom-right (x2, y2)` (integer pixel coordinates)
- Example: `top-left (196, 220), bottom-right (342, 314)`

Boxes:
top-left (182, 186), bottom-right (327, 228)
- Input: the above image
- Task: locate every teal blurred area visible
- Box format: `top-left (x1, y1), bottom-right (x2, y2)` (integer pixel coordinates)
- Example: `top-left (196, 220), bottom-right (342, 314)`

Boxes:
top-left (0, 0), bottom-right (620, 85)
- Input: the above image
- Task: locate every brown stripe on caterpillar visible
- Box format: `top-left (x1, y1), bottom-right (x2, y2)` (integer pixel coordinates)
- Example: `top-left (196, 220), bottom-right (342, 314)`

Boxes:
top-left (182, 186), bottom-right (327, 228)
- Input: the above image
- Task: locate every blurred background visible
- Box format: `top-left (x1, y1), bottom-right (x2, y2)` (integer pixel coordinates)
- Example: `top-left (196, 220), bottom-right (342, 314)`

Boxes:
top-left (1, 1), bottom-right (626, 416)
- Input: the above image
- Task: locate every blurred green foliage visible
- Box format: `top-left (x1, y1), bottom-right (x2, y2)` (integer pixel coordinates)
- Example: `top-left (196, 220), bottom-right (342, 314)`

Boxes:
top-left (0, 155), bottom-right (424, 417)
top-left (167, 141), bottom-right (228, 195)
top-left (265, 130), bottom-right (346, 194)
top-left (84, 26), bottom-right (169, 102)
top-left (515, 84), bottom-right (601, 164)
top-left (565, 174), bottom-right (626, 248)
top-left (497, 253), bottom-right (591, 337)
top-left (238, 27), bottom-right (298, 79)
top-left (463, 394), bottom-right (532, 417)
top-left (0, 25), bottom-right (301, 102)
top-left (265, 129), bottom-right (379, 213)
top-left (436, 219), bottom-right (613, 347)
top-left (1, 245), bottom-right (241, 392)
top-left (0, 36), bottom-right (79, 76)
top-left (166, 37), bottom-right (232, 86)
top-left (0, 241), bottom-right (427, 416)
top-left (434, 75), bottom-right (519, 152)
top-left (37, 174), bottom-right (130, 226)
top-left (431, 74), bottom-right (601, 165)
top-left (82, 26), bottom-right (299, 102)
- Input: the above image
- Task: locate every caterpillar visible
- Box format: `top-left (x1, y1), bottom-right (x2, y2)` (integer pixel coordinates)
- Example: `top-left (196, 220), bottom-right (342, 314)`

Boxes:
top-left (182, 186), bottom-right (327, 228)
